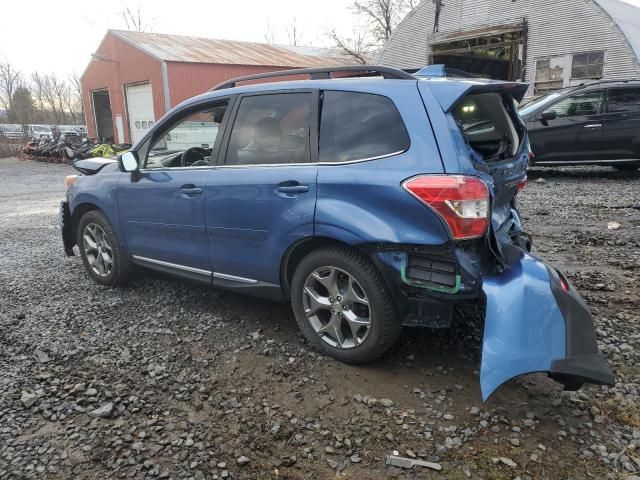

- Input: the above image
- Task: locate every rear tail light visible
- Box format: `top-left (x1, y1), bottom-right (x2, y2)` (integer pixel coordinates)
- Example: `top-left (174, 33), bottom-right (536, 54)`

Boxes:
top-left (403, 175), bottom-right (489, 240)
top-left (517, 177), bottom-right (527, 193)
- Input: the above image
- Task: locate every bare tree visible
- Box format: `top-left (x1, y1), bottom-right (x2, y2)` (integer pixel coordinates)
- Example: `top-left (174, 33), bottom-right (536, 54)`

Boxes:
top-left (121, 6), bottom-right (151, 32)
top-left (0, 61), bottom-right (22, 121)
top-left (328, 0), bottom-right (416, 63)
top-left (328, 28), bottom-right (371, 64)
top-left (351, 0), bottom-right (410, 43)
top-left (264, 20), bottom-right (277, 44)
top-left (69, 73), bottom-right (84, 124)
top-left (286, 17), bottom-right (301, 47)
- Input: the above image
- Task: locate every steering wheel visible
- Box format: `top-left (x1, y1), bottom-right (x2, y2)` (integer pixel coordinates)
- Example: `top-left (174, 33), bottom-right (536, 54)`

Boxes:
top-left (180, 147), bottom-right (209, 167)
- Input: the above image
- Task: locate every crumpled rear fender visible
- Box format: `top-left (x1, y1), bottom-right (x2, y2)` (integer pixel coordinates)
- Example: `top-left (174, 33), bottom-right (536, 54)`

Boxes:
top-left (480, 245), bottom-right (614, 401)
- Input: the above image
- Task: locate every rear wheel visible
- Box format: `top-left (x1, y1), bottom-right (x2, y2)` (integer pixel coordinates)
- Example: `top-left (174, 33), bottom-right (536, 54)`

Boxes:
top-left (291, 246), bottom-right (401, 364)
top-left (77, 210), bottom-right (130, 286)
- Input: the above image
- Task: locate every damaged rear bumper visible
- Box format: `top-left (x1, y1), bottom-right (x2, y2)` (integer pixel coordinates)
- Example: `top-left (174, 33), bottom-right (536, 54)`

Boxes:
top-left (481, 245), bottom-right (615, 400)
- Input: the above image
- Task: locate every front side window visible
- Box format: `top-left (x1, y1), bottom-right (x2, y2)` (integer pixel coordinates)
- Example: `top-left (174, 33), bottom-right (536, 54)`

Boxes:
top-left (571, 51), bottom-right (604, 80)
top-left (145, 100), bottom-right (229, 169)
top-left (225, 93), bottom-right (311, 166)
top-left (607, 88), bottom-right (640, 113)
top-left (319, 91), bottom-right (409, 163)
top-left (544, 90), bottom-right (604, 118)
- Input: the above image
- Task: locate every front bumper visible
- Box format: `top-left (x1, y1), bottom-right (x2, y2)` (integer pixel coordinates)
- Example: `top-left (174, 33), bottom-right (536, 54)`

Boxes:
top-left (59, 201), bottom-right (75, 256)
top-left (481, 245), bottom-right (615, 400)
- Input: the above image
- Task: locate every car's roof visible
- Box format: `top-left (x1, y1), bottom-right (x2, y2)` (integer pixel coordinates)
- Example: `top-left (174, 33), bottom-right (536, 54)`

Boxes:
top-left (175, 74), bottom-right (526, 113)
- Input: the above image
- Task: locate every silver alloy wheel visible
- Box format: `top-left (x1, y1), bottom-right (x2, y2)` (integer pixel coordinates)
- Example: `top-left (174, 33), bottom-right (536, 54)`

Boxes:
top-left (303, 266), bottom-right (371, 349)
top-left (82, 223), bottom-right (113, 277)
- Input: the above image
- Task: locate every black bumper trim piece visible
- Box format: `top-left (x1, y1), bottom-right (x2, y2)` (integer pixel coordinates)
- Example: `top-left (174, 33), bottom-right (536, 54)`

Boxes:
top-left (59, 201), bottom-right (75, 256)
top-left (551, 354), bottom-right (616, 386)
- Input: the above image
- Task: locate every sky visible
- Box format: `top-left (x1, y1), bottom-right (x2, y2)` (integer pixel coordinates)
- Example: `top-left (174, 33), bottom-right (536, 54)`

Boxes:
top-left (0, 0), bottom-right (357, 78)
top-left (1, 0), bottom-right (640, 79)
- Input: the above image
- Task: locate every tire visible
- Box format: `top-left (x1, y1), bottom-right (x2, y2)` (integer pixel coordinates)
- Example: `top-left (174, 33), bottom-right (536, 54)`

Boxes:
top-left (291, 245), bottom-right (401, 364)
top-left (76, 210), bottom-right (130, 286)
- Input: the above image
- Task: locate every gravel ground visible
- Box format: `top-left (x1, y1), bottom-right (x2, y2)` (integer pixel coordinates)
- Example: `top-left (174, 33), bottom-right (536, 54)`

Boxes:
top-left (1, 157), bottom-right (639, 480)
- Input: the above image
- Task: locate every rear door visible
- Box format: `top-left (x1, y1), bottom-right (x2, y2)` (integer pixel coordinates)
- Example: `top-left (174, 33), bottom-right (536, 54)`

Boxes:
top-left (600, 87), bottom-right (640, 161)
top-left (206, 91), bottom-right (318, 289)
top-left (528, 89), bottom-right (605, 164)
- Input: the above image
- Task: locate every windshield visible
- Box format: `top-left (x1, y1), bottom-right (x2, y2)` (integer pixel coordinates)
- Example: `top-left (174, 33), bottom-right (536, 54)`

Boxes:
top-left (518, 92), bottom-right (564, 116)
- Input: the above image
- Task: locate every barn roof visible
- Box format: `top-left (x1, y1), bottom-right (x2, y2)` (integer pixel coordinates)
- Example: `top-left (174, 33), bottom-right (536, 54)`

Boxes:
top-left (110, 30), bottom-right (348, 68)
top-left (594, 0), bottom-right (640, 61)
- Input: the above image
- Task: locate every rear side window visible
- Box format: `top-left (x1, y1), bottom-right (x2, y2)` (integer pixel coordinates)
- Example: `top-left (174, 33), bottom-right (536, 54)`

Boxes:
top-left (225, 93), bottom-right (311, 166)
top-left (607, 88), bottom-right (640, 113)
top-left (319, 91), bottom-right (409, 163)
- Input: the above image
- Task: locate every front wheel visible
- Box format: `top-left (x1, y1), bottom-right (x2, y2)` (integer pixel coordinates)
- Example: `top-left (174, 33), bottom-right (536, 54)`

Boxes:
top-left (291, 246), bottom-right (401, 364)
top-left (77, 210), bottom-right (130, 286)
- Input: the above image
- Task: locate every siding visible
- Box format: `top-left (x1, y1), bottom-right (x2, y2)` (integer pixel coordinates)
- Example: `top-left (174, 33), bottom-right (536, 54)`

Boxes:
top-left (380, 0), bottom-right (640, 98)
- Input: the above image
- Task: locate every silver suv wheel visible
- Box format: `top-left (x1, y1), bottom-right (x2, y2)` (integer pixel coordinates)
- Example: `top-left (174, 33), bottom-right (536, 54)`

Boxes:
top-left (303, 266), bottom-right (371, 349)
top-left (82, 223), bottom-right (113, 277)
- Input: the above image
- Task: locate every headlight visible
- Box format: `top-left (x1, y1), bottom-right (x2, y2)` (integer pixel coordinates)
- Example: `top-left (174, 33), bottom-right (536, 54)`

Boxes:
top-left (64, 175), bottom-right (77, 191)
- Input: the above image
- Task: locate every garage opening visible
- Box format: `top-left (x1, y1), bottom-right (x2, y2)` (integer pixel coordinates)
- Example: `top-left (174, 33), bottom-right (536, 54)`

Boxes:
top-left (430, 24), bottom-right (526, 81)
top-left (91, 90), bottom-right (114, 142)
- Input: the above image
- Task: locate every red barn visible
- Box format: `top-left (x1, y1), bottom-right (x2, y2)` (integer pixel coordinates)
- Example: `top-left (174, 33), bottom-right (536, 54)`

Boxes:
top-left (81, 30), bottom-right (347, 144)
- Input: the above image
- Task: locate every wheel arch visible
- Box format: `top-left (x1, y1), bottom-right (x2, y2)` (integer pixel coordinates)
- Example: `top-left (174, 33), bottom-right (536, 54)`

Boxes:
top-left (70, 202), bottom-right (102, 245)
top-left (281, 236), bottom-right (356, 300)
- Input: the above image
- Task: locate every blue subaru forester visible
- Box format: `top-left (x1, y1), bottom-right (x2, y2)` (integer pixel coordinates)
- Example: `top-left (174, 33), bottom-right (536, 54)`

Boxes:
top-left (60, 65), bottom-right (614, 400)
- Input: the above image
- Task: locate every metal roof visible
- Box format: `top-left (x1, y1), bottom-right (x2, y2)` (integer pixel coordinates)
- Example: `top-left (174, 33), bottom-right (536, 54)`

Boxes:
top-left (594, 0), bottom-right (640, 62)
top-left (110, 30), bottom-right (349, 67)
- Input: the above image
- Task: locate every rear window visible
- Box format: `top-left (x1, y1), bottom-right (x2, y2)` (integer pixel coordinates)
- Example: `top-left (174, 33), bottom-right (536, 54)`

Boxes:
top-left (319, 91), bottom-right (410, 163)
top-left (453, 93), bottom-right (522, 162)
top-left (607, 88), bottom-right (640, 113)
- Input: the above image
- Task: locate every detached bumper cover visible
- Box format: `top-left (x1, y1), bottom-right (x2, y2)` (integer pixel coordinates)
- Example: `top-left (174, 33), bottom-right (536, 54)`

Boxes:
top-left (59, 201), bottom-right (75, 256)
top-left (481, 246), bottom-right (614, 400)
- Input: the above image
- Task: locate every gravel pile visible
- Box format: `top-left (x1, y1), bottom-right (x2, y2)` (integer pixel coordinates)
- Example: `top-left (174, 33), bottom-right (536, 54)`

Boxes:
top-left (0, 158), bottom-right (638, 479)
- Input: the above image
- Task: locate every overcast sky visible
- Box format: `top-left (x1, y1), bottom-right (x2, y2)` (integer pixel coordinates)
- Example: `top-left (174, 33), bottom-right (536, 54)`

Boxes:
top-left (1, 0), bottom-right (639, 79)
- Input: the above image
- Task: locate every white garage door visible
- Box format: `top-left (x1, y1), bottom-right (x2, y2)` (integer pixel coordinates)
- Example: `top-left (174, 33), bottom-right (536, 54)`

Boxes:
top-left (125, 83), bottom-right (154, 144)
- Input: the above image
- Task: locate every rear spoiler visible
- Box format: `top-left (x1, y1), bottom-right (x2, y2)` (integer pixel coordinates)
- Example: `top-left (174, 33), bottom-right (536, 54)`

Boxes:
top-left (420, 79), bottom-right (529, 112)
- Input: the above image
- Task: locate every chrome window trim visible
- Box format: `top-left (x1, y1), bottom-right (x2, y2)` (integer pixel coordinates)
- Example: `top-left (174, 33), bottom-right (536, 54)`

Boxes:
top-left (138, 148), bottom-right (408, 172)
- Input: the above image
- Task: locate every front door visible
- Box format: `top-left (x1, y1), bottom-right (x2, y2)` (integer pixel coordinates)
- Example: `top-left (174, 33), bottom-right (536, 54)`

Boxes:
top-left (528, 89), bottom-right (605, 164)
top-left (118, 100), bottom-right (231, 273)
top-left (207, 91), bottom-right (317, 288)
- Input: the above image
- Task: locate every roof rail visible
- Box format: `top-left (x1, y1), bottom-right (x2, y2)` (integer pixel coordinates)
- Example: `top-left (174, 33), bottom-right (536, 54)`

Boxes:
top-left (210, 65), bottom-right (416, 91)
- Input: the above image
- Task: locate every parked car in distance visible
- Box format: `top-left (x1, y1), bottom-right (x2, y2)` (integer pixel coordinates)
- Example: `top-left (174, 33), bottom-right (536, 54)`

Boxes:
top-left (27, 124), bottom-right (54, 140)
top-left (0, 123), bottom-right (24, 139)
top-left (519, 80), bottom-right (640, 170)
top-left (55, 125), bottom-right (88, 138)
top-left (60, 65), bottom-right (614, 400)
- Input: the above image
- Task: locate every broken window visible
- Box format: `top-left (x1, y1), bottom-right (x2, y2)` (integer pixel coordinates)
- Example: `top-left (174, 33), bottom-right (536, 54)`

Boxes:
top-left (571, 51), bottom-right (604, 80)
top-left (534, 57), bottom-right (564, 94)
top-left (453, 93), bottom-right (522, 162)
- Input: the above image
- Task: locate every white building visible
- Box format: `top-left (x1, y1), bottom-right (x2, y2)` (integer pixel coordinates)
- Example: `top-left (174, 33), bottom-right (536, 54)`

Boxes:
top-left (379, 0), bottom-right (640, 98)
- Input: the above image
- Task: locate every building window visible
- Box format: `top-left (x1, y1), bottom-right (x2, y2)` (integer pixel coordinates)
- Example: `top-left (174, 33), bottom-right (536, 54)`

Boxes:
top-left (534, 57), bottom-right (564, 94)
top-left (571, 51), bottom-right (604, 80)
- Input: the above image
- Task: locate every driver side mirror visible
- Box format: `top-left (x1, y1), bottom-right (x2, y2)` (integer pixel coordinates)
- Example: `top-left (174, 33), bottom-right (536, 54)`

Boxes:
top-left (539, 110), bottom-right (557, 123)
top-left (119, 151), bottom-right (139, 172)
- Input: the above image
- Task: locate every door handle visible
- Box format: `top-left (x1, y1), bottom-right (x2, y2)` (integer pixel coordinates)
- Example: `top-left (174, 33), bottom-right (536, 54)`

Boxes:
top-left (277, 185), bottom-right (309, 194)
top-left (180, 185), bottom-right (203, 195)
top-left (584, 124), bottom-right (602, 128)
